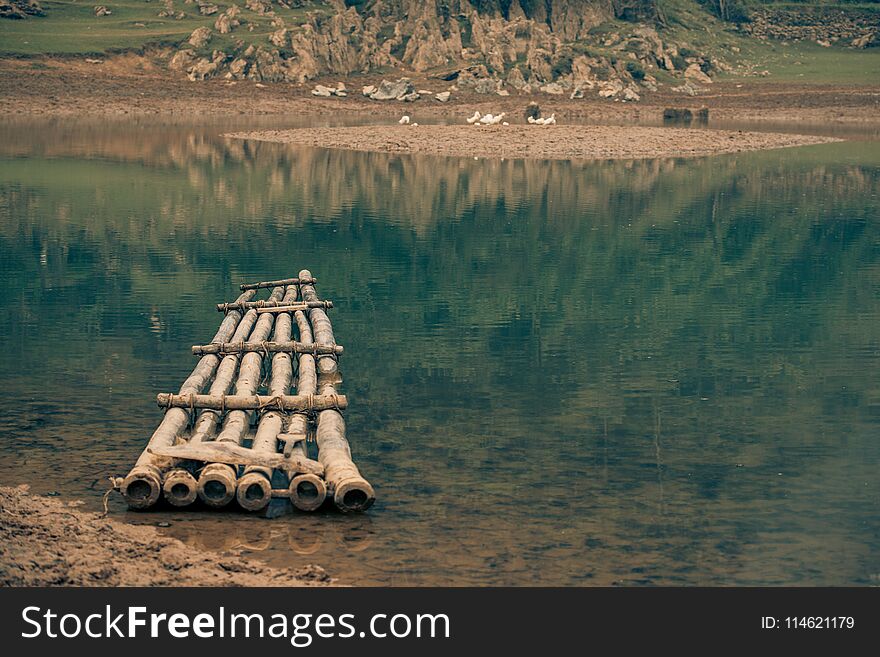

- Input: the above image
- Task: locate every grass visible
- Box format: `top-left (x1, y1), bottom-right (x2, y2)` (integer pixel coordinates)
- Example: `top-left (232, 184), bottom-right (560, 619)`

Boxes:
top-left (0, 0), bottom-right (326, 56)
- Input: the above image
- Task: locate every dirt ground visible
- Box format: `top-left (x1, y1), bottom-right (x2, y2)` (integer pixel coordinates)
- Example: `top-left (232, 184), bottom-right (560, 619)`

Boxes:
top-left (0, 485), bottom-right (333, 586)
top-left (227, 124), bottom-right (838, 160)
top-left (1, 55), bottom-right (879, 125)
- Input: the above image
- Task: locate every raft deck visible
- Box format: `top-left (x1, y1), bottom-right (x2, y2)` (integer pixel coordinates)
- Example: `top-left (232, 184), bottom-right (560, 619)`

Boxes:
top-left (116, 270), bottom-right (375, 514)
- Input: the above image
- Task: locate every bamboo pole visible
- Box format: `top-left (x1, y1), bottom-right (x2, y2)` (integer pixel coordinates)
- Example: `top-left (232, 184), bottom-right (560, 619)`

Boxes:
top-left (197, 285), bottom-right (286, 507)
top-left (299, 269), bottom-right (375, 512)
top-left (236, 286), bottom-right (297, 512)
top-left (217, 299), bottom-right (333, 313)
top-left (119, 288), bottom-right (256, 509)
top-left (240, 276), bottom-right (316, 291)
top-left (287, 309), bottom-right (328, 512)
top-left (161, 304), bottom-right (262, 506)
top-left (191, 341), bottom-right (344, 356)
top-left (156, 393), bottom-right (347, 412)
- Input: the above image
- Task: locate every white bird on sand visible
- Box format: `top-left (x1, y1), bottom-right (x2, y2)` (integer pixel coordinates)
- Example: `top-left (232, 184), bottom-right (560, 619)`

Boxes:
top-left (527, 116), bottom-right (537, 124)
top-left (543, 113), bottom-right (556, 125)
top-left (398, 115), bottom-right (410, 125)
top-left (491, 112), bottom-right (506, 125)
top-left (479, 113), bottom-right (495, 125)
top-left (466, 111), bottom-right (481, 124)
top-left (534, 117), bottom-right (546, 125)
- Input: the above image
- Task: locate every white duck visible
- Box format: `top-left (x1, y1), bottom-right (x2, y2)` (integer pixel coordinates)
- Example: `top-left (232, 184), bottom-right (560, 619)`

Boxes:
top-left (527, 116), bottom-right (537, 124)
top-left (491, 112), bottom-right (506, 125)
top-left (479, 113), bottom-right (495, 125)
top-left (466, 111), bottom-right (481, 124)
top-left (398, 115), bottom-right (410, 125)
top-left (543, 113), bottom-right (556, 125)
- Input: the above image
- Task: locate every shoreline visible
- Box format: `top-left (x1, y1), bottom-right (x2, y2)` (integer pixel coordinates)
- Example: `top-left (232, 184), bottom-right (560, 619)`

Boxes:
top-left (2, 57), bottom-right (880, 127)
top-left (225, 125), bottom-right (840, 161)
top-left (0, 486), bottom-right (334, 587)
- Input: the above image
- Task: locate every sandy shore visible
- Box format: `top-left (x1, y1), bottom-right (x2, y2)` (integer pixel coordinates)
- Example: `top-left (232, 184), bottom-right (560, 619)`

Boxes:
top-left (0, 486), bottom-right (332, 586)
top-left (226, 125), bottom-right (840, 161)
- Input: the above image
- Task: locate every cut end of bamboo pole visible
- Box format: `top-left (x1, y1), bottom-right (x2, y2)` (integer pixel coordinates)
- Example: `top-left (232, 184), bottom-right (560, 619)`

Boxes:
top-left (289, 473), bottom-right (328, 512)
top-left (197, 463), bottom-right (238, 508)
top-left (162, 469), bottom-right (198, 507)
top-left (333, 478), bottom-right (376, 513)
top-left (235, 472), bottom-right (273, 512)
top-left (120, 465), bottom-right (163, 510)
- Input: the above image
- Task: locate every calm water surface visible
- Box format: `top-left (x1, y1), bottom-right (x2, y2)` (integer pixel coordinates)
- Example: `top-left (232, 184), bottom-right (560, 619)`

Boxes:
top-left (0, 117), bottom-right (878, 585)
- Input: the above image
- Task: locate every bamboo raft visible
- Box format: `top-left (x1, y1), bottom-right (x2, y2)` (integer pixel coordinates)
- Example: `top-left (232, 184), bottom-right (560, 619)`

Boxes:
top-left (116, 271), bottom-right (375, 514)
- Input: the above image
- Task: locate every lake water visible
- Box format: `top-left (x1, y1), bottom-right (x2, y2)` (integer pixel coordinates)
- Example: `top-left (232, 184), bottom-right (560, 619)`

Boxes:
top-left (0, 117), bottom-right (878, 586)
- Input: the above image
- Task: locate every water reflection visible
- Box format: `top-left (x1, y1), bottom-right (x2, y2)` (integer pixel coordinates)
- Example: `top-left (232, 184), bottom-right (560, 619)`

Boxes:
top-left (0, 119), bottom-right (878, 585)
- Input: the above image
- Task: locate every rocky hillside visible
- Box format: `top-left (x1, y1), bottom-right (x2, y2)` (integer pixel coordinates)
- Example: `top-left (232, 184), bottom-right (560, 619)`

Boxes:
top-left (169, 0), bottom-right (719, 102)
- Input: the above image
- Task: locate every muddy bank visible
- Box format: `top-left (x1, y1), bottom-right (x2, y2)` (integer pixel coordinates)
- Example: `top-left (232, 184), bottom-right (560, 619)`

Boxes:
top-left (0, 486), bottom-right (333, 586)
top-left (226, 125), bottom-right (839, 161)
top-left (1, 57), bottom-right (879, 126)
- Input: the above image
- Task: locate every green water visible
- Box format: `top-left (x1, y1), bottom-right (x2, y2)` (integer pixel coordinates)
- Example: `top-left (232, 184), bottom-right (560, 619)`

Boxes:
top-left (0, 118), bottom-right (878, 586)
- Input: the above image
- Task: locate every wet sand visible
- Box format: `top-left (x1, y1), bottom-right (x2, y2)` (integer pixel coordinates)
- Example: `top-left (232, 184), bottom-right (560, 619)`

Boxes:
top-left (226, 125), bottom-right (840, 161)
top-left (0, 486), bottom-right (333, 586)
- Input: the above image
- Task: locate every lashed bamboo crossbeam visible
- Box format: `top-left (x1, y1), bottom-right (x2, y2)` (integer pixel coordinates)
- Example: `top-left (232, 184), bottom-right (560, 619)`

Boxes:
top-left (237, 284), bottom-right (298, 511)
top-left (240, 276), bottom-right (316, 291)
top-left (149, 441), bottom-right (322, 476)
top-left (156, 393), bottom-right (347, 412)
top-left (119, 288), bottom-right (257, 509)
top-left (287, 308), bottom-right (328, 512)
top-left (300, 269), bottom-right (375, 512)
top-left (191, 341), bottom-right (344, 356)
top-left (217, 299), bottom-right (333, 313)
top-left (161, 299), bottom-right (263, 507)
top-left (197, 285), bottom-right (286, 507)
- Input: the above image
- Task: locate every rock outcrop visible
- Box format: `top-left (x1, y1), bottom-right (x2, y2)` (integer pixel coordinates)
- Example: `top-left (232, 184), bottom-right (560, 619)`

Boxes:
top-left (164, 0), bottom-right (716, 101)
top-left (0, 0), bottom-right (43, 19)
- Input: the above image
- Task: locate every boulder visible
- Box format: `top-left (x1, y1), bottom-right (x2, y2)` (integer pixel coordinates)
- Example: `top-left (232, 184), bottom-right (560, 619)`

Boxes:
top-left (399, 92), bottom-right (420, 102)
top-left (497, 89), bottom-right (510, 96)
top-left (93, 5), bottom-right (110, 16)
top-left (684, 63), bottom-right (712, 84)
top-left (470, 78), bottom-right (501, 94)
top-left (434, 91), bottom-right (451, 102)
top-left (671, 81), bottom-right (701, 96)
top-left (214, 5), bottom-right (241, 33)
top-left (369, 78), bottom-right (414, 100)
top-left (187, 27), bottom-right (212, 49)
top-left (622, 86), bottom-right (640, 102)
top-left (362, 85), bottom-right (377, 96)
top-left (852, 33), bottom-right (877, 49)
top-left (226, 58), bottom-right (249, 80)
top-left (169, 49), bottom-right (198, 72)
top-left (198, 2), bottom-right (218, 15)
top-left (312, 84), bottom-right (334, 97)
top-left (188, 58), bottom-right (218, 81)
top-left (540, 82), bottom-right (564, 95)
top-left (270, 28), bottom-right (287, 48)
top-left (506, 66), bottom-right (527, 91)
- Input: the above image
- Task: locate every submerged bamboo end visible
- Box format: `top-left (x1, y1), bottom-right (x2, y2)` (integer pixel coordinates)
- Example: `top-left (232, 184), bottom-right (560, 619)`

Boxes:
top-left (333, 478), bottom-right (376, 513)
top-left (197, 463), bottom-right (237, 508)
top-left (162, 469), bottom-right (198, 507)
top-left (121, 465), bottom-right (163, 510)
top-left (235, 472), bottom-right (273, 512)
top-left (289, 473), bottom-right (328, 512)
